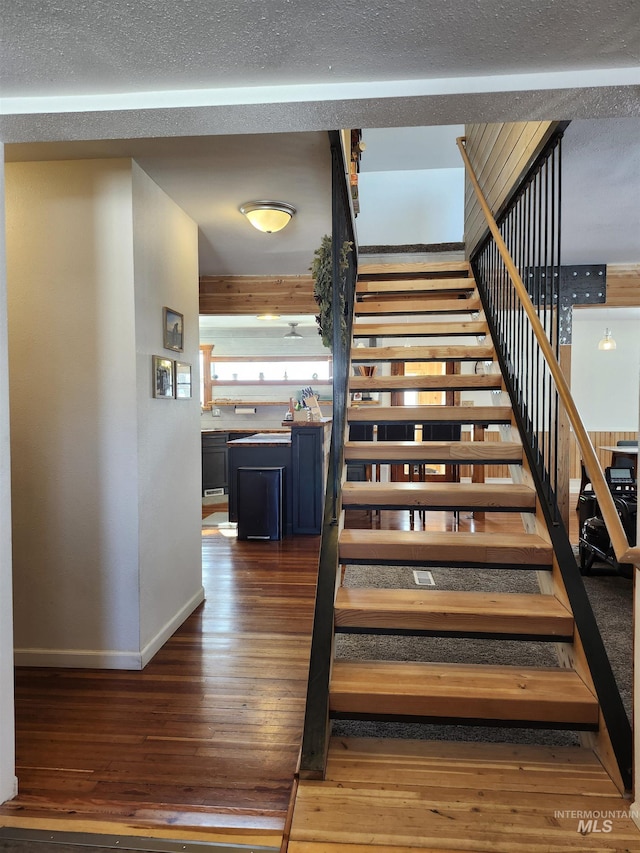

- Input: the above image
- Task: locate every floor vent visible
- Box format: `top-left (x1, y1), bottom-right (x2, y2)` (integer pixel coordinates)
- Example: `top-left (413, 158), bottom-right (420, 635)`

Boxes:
top-left (204, 488), bottom-right (225, 497)
top-left (413, 570), bottom-right (435, 586)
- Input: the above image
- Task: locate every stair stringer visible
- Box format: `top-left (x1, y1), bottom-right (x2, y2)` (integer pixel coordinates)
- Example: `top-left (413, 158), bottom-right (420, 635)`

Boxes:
top-left (301, 259), bottom-right (631, 795)
top-left (491, 327), bottom-right (631, 793)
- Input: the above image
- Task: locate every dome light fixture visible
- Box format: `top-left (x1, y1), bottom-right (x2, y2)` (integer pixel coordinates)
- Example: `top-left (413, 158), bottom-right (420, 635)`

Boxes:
top-left (239, 200), bottom-right (296, 233)
top-left (597, 328), bottom-right (617, 351)
top-left (284, 322), bottom-right (302, 339)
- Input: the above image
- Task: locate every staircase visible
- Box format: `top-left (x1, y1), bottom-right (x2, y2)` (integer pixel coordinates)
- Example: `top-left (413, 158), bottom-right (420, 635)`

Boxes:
top-left (288, 259), bottom-right (634, 853)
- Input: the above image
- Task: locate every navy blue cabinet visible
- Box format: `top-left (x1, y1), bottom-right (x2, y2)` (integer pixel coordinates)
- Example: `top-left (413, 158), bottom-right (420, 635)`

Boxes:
top-left (228, 422), bottom-right (330, 536)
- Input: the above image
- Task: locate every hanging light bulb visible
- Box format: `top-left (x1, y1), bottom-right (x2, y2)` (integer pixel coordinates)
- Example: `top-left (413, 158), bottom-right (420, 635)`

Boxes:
top-left (597, 328), bottom-right (617, 351)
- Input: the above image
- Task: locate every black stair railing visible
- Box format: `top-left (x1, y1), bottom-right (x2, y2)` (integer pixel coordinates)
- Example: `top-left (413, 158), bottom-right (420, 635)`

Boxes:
top-left (458, 132), bottom-right (634, 790)
top-left (299, 130), bottom-right (357, 777)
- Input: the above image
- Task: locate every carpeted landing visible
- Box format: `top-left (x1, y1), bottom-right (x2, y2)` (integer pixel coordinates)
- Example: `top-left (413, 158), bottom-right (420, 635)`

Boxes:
top-left (333, 561), bottom-right (632, 746)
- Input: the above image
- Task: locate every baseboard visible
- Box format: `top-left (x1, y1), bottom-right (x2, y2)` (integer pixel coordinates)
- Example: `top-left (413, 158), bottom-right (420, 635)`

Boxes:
top-left (13, 587), bottom-right (206, 671)
top-left (13, 646), bottom-right (147, 669)
top-left (0, 776), bottom-right (18, 806)
top-left (140, 586), bottom-right (205, 668)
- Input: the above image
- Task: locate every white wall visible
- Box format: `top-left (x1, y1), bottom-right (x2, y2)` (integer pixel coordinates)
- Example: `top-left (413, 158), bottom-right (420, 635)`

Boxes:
top-left (5, 158), bottom-right (203, 669)
top-left (571, 308), bottom-right (640, 431)
top-left (132, 162), bottom-right (203, 660)
top-left (0, 145), bottom-right (18, 803)
top-left (6, 159), bottom-right (141, 666)
top-left (356, 169), bottom-right (464, 246)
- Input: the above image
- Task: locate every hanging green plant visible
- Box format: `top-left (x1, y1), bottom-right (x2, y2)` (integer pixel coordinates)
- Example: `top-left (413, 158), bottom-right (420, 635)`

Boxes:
top-left (310, 234), bottom-right (353, 350)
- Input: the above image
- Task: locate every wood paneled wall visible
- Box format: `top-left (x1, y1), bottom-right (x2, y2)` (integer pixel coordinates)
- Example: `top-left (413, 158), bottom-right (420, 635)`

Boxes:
top-left (603, 265), bottom-right (640, 307)
top-left (459, 430), bottom-right (638, 480)
top-left (463, 122), bottom-right (559, 257)
top-left (200, 275), bottom-right (316, 315)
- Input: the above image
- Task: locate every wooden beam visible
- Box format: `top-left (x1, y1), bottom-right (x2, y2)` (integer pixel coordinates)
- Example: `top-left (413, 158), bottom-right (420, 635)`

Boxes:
top-left (606, 264), bottom-right (640, 307)
top-left (200, 275), bottom-right (316, 315)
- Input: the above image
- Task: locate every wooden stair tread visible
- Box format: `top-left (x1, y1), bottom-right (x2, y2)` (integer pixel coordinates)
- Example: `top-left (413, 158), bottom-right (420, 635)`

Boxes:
top-left (351, 344), bottom-right (494, 362)
top-left (341, 480), bottom-right (536, 510)
top-left (329, 661), bottom-right (598, 726)
top-left (354, 295), bottom-right (481, 316)
top-left (349, 373), bottom-right (502, 391)
top-left (356, 278), bottom-right (475, 295)
top-left (290, 742), bottom-right (635, 852)
top-left (338, 529), bottom-right (553, 568)
top-left (325, 737), bottom-right (617, 794)
top-left (352, 320), bottom-right (487, 337)
top-left (344, 440), bottom-right (523, 463)
top-left (334, 588), bottom-right (573, 638)
top-left (348, 405), bottom-right (512, 424)
top-left (358, 260), bottom-right (471, 276)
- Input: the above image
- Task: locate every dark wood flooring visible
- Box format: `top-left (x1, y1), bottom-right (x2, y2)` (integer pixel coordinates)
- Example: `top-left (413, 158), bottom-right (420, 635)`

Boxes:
top-left (0, 521), bottom-right (320, 847)
top-left (0, 496), bottom-right (582, 846)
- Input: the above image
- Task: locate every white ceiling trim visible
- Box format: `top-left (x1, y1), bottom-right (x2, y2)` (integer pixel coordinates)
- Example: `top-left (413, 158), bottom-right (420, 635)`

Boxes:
top-left (3, 67), bottom-right (640, 116)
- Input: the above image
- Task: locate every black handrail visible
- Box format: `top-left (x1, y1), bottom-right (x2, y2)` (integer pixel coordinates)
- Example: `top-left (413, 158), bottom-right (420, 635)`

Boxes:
top-left (463, 131), bottom-right (632, 790)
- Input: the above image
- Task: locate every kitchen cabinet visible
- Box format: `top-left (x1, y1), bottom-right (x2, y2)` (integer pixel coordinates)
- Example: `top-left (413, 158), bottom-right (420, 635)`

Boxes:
top-left (202, 431), bottom-right (256, 495)
top-left (228, 420), bottom-right (331, 535)
top-left (202, 432), bottom-right (229, 494)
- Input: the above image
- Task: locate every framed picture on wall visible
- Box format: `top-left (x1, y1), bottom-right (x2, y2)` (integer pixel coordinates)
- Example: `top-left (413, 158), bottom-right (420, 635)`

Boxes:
top-left (163, 307), bottom-right (184, 352)
top-left (153, 355), bottom-right (175, 398)
top-left (175, 361), bottom-right (192, 399)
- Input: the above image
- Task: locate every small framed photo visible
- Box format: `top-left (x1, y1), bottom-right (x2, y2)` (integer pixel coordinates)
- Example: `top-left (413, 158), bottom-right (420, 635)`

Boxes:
top-left (153, 355), bottom-right (175, 398)
top-left (351, 391), bottom-right (363, 402)
top-left (163, 307), bottom-right (184, 352)
top-left (175, 361), bottom-right (192, 399)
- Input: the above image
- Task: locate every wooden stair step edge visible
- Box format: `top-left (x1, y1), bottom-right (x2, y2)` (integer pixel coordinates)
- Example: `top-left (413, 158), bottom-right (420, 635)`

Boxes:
top-left (334, 588), bottom-right (574, 639)
top-left (338, 529), bottom-right (553, 568)
top-left (329, 660), bottom-right (599, 727)
top-left (356, 277), bottom-right (476, 295)
top-left (349, 374), bottom-right (503, 391)
top-left (323, 736), bottom-right (620, 795)
top-left (348, 405), bottom-right (512, 424)
top-left (344, 440), bottom-right (523, 464)
top-left (341, 480), bottom-right (536, 511)
top-left (358, 260), bottom-right (471, 276)
top-left (354, 295), bottom-right (481, 316)
top-left (351, 344), bottom-right (494, 362)
top-left (352, 320), bottom-right (488, 337)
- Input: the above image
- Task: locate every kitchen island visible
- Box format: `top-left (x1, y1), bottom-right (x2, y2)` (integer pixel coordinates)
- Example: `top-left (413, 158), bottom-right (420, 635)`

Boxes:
top-left (227, 419), bottom-right (331, 536)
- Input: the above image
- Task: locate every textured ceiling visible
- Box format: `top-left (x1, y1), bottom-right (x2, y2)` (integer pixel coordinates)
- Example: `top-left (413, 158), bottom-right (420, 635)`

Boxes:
top-left (1, 2), bottom-right (639, 282)
top-left (2, 0), bottom-right (639, 99)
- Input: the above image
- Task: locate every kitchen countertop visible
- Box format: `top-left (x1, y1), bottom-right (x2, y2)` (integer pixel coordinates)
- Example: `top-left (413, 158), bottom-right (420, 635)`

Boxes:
top-left (201, 427), bottom-right (289, 434)
top-left (227, 432), bottom-right (292, 446)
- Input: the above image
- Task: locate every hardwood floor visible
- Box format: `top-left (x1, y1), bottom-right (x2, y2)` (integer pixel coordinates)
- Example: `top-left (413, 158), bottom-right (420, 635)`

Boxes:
top-left (0, 523), bottom-right (320, 848)
top-left (0, 492), bottom-right (584, 847)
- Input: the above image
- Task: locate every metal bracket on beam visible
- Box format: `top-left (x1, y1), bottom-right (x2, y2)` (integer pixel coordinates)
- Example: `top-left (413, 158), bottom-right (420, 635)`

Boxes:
top-left (523, 265), bottom-right (607, 345)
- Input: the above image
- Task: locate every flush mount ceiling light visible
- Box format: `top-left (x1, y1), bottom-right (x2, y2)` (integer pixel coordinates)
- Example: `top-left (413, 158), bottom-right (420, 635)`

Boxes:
top-left (284, 322), bottom-right (302, 339)
top-left (239, 201), bottom-right (296, 233)
top-left (256, 313), bottom-right (281, 320)
top-left (598, 328), bottom-right (617, 351)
